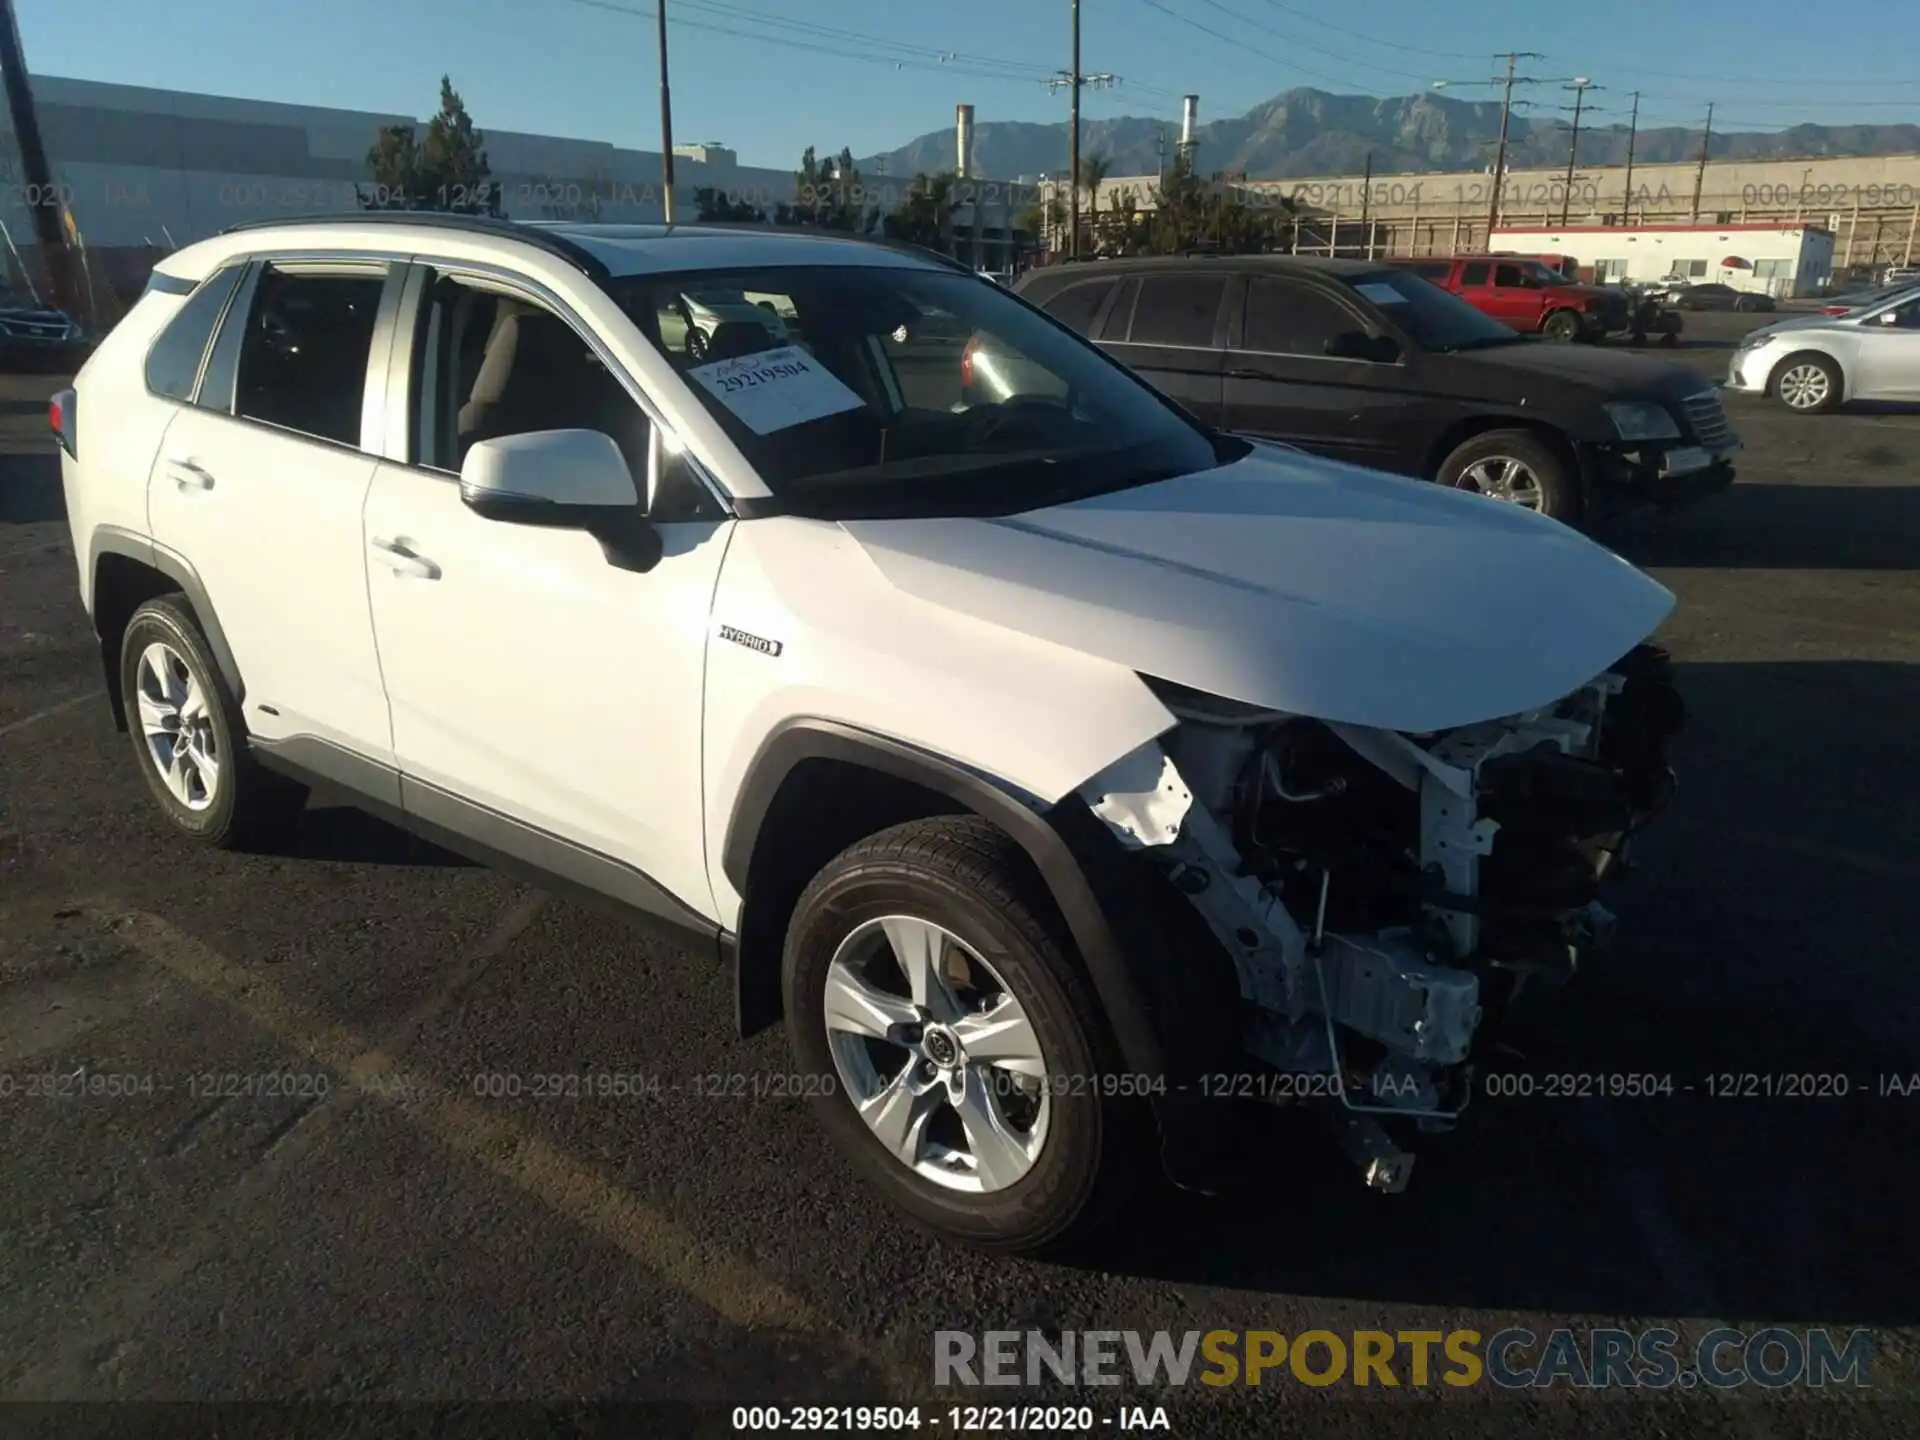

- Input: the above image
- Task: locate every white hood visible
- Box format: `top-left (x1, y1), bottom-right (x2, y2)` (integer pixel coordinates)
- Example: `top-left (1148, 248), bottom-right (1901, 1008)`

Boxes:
top-left (842, 447), bottom-right (1674, 734)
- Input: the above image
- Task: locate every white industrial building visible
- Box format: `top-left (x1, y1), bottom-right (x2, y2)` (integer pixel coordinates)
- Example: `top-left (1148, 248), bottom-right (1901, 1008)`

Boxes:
top-left (1490, 223), bottom-right (1837, 297)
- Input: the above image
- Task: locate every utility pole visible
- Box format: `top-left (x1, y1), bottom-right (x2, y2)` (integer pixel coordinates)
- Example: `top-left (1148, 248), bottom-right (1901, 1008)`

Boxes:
top-left (1434, 53), bottom-right (1543, 247)
top-left (0, 0), bottom-right (79, 317)
top-left (1360, 149), bottom-right (1372, 251)
top-left (1048, 6), bottom-right (1115, 262)
top-left (1068, 0), bottom-right (1080, 257)
top-left (1559, 79), bottom-right (1598, 225)
top-left (657, 0), bottom-right (676, 222)
top-left (1621, 90), bottom-right (1639, 225)
top-left (1690, 101), bottom-right (1714, 222)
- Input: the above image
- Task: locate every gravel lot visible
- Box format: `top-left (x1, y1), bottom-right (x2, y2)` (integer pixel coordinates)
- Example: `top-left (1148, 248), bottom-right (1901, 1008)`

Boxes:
top-left (2, 311), bottom-right (1916, 1435)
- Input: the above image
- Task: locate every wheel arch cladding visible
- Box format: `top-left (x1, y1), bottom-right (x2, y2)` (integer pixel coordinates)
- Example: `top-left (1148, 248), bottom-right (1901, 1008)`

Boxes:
top-left (89, 530), bottom-right (245, 733)
top-left (722, 720), bottom-right (1176, 1083)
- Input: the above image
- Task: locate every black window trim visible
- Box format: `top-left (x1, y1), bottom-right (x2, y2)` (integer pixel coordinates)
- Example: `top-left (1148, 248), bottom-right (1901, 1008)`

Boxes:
top-left (1035, 275), bottom-right (1122, 338)
top-left (1229, 271), bottom-right (1401, 366)
top-left (1109, 267), bottom-right (1234, 352)
top-left (140, 261), bottom-right (248, 408)
top-left (378, 255), bottom-right (733, 518)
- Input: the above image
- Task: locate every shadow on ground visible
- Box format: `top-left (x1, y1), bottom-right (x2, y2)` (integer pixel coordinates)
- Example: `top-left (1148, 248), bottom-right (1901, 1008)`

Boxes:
top-left (1067, 660), bottom-right (1920, 1328)
top-left (1608, 481), bottom-right (1920, 570)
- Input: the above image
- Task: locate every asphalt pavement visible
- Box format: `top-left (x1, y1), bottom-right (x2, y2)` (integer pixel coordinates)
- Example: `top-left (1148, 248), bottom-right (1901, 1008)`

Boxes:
top-left (2, 312), bottom-right (1917, 1437)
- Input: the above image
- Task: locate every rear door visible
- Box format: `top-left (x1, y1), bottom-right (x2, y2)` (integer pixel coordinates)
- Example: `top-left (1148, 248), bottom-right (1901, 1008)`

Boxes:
top-left (1454, 261), bottom-right (1496, 319)
top-left (145, 258), bottom-right (398, 762)
top-left (1221, 274), bottom-right (1407, 468)
top-left (1100, 269), bottom-right (1229, 426)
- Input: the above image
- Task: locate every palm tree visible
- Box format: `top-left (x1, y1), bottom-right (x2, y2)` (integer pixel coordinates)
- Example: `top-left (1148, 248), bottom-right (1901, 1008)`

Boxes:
top-left (1076, 154), bottom-right (1112, 248)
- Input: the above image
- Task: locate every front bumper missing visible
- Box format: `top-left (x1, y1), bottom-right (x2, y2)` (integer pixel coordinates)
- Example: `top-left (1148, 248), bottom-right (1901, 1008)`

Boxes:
top-left (1585, 442), bottom-right (1738, 515)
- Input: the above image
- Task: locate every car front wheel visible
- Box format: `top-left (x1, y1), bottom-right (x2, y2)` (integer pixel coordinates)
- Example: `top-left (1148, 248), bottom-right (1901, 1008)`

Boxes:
top-left (782, 817), bottom-right (1141, 1253)
top-left (1438, 429), bottom-right (1582, 524)
top-left (1773, 352), bottom-right (1842, 413)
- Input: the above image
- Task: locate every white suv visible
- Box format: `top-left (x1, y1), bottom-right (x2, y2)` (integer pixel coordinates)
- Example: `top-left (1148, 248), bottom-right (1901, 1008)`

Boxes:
top-left (51, 215), bottom-right (1685, 1252)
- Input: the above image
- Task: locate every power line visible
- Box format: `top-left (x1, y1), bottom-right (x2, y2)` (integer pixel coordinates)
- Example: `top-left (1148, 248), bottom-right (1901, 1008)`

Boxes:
top-left (1190, 0), bottom-right (1439, 82)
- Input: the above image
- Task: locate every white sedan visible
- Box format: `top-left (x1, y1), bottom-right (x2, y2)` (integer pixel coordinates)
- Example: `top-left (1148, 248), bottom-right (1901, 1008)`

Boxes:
top-left (1724, 285), bottom-right (1920, 412)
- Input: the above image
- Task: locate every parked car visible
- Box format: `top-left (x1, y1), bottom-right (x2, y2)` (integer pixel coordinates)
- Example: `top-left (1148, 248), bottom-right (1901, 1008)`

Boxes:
top-left (1724, 284), bottom-right (1920, 412)
top-left (675, 287), bottom-right (791, 358)
top-left (995, 255), bottom-right (1737, 525)
top-left (1816, 281), bottom-right (1920, 317)
top-left (1881, 265), bottom-right (1919, 286)
top-left (1671, 283), bottom-right (1773, 313)
top-left (0, 286), bottom-right (88, 371)
top-left (52, 214), bottom-right (1687, 1251)
top-left (1399, 255), bottom-right (1631, 342)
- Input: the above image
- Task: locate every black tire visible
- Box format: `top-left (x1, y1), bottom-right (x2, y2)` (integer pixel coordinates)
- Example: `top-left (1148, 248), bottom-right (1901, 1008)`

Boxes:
top-left (1541, 309), bottom-right (1582, 342)
top-left (1660, 331), bottom-right (1679, 349)
top-left (1734, 295), bottom-right (1758, 312)
top-left (1437, 428), bottom-right (1582, 525)
top-left (118, 595), bottom-right (306, 849)
top-left (782, 816), bottom-right (1143, 1254)
top-left (685, 327), bottom-right (709, 361)
top-left (1771, 350), bottom-right (1843, 415)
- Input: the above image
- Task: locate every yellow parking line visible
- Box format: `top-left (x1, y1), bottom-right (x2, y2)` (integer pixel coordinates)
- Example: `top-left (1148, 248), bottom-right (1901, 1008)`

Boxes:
top-left (90, 903), bottom-right (911, 1383)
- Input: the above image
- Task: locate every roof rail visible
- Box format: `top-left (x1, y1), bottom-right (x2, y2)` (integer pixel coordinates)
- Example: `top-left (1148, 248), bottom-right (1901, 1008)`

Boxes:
top-left (216, 211), bottom-right (611, 278)
top-left (689, 221), bottom-right (978, 275)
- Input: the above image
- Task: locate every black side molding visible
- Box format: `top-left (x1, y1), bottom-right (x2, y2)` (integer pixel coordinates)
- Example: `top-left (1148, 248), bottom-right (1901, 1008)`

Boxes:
top-left (89, 527), bottom-right (248, 715)
top-left (722, 719), bottom-right (1169, 1082)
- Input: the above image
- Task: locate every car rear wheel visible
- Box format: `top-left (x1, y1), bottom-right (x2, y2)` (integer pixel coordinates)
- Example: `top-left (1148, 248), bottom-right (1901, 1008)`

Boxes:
top-left (1542, 309), bottom-right (1583, 342)
top-left (782, 817), bottom-right (1142, 1253)
top-left (1734, 295), bottom-right (1759, 312)
top-left (1773, 352), bottom-right (1842, 414)
top-left (1439, 429), bottom-right (1581, 524)
top-left (118, 595), bottom-right (306, 848)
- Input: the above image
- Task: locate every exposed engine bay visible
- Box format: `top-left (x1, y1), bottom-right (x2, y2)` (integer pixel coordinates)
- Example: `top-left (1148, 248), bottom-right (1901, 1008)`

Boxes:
top-left (1076, 645), bottom-right (1685, 1191)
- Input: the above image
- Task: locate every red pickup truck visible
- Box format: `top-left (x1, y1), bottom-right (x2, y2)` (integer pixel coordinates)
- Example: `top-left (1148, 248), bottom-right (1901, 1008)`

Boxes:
top-left (1398, 255), bottom-right (1631, 342)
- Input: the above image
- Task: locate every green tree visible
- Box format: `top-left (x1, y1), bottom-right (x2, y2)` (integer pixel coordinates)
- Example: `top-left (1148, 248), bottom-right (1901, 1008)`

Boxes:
top-left (360, 76), bottom-right (496, 213)
top-left (695, 187), bottom-right (766, 222)
top-left (883, 171), bottom-right (958, 251)
top-left (776, 146), bottom-right (878, 233)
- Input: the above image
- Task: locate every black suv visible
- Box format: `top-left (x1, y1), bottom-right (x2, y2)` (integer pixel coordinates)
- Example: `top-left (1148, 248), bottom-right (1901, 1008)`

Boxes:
top-left (992, 256), bottom-right (1737, 525)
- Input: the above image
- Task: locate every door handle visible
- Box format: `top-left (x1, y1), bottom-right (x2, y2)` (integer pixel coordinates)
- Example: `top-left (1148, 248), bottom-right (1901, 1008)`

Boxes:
top-left (368, 536), bottom-right (441, 581)
top-left (164, 458), bottom-right (215, 490)
top-left (1226, 367), bottom-right (1275, 381)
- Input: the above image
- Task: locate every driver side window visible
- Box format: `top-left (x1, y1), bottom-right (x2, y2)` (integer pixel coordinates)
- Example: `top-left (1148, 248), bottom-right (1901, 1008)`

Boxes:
top-left (410, 275), bottom-right (650, 484)
top-left (1493, 264), bottom-right (1526, 288)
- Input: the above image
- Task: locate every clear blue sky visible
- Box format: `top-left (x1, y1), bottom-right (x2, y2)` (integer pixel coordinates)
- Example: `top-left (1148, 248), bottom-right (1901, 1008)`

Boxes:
top-left (20, 0), bottom-right (1919, 168)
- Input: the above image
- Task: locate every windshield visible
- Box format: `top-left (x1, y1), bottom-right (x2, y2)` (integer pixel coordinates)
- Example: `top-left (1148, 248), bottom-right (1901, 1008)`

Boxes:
top-left (1353, 269), bottom-right (1523, 351)
top-left (611, 264), bottom-right (1240, 518)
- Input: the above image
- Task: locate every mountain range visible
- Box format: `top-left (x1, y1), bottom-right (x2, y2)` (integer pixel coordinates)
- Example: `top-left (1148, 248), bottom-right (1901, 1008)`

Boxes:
top-left (858, 89), bottom-right (1920, 182)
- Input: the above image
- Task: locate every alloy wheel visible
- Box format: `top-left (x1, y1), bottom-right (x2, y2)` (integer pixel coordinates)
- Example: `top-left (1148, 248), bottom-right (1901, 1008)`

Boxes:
top-left (135, 641), bottom-right (220, 811)
top-left (1778, 364), bottom-right (1832, 410)
top-left (822, 915), bottom-right (1051, 1193)
top-left (1455, 456), bottom-right (1545, 510)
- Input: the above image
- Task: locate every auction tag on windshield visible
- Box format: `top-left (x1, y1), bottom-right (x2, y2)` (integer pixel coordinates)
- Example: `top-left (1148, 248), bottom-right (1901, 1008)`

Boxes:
top-left (1353, 282), bottom-right (1408, 304)
top-left (687, 345), bottom-right (865, 434)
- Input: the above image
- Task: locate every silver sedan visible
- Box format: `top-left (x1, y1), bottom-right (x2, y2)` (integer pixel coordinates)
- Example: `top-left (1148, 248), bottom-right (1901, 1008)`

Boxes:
top-left (1724, 285), bottom-right (1920, 413)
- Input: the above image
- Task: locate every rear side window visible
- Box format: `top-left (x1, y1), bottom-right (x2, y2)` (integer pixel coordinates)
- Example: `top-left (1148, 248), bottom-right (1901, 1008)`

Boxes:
top-left (233, 264), bottom-right (389, 448)
top-left (1039, 279), bottom-right (1115, 336)
top-left (1460, 263), bottom-right (1491, 287)
top-left (1127, 274), bottom-right (1228, 348)
top-left (143, 266), bottom-right (244, 403)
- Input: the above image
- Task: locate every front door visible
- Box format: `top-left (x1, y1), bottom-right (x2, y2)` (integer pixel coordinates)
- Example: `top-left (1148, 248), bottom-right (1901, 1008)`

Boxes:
top-left (1851, 298), bottom-right (1920, 400)
top-left (361, 268), bottom-right (729, 921)
top-left (1487, 262), bottom-right (1545, 330)
top-left (145, 260), bottom-right (396, 761)
top-left (1220, 274), bottom-right (1405, 468)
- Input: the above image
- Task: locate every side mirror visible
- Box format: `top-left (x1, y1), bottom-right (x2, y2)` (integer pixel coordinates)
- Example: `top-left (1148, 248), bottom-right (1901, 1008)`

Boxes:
top-left (459, 429), bottom-right (662, 573)
top-left (1325, 330), bottom-right (1398, 363)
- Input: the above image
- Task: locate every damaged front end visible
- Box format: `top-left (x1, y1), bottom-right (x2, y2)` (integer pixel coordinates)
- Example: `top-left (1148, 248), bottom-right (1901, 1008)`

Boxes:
top-left (1077, 645), bottom-right (1685, 1192)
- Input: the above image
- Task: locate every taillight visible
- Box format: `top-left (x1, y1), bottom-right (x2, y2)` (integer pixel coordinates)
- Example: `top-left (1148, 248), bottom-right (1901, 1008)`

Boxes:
top-left (961, 336), bottom-right (978, 387)
top-left (50, 387), bottom-right (76, 460)
top-left (1819, 305), bottom-right (1849, 316)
